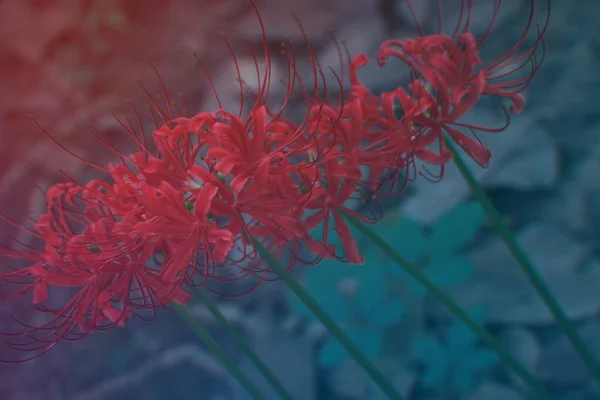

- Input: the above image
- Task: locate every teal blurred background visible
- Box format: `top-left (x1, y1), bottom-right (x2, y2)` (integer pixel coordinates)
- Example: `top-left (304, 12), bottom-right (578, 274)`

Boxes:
top-left (0, 1), bottom-right (598, 399)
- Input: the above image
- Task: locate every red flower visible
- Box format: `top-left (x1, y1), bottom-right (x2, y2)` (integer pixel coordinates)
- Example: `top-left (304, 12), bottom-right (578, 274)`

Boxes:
top-left (301, 157), bottom-right (367, 264)
top-left (375, 0), bottom-right (550, 168)
top-left (0, 181), bottom-right (191, 361)
top-left (0, 0), bottom-right (550, 364)
top-left (132, 178), bottom-right (236, 286)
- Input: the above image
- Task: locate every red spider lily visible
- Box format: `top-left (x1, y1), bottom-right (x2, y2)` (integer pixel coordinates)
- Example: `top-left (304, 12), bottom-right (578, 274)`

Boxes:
top-left (1, 246), bottom-right (189, 362)
top-left (300, 155), bottom-right (369, 264)
top-left (345, 53), bottom-right (444, 188)
top-left (202, 107), bottom-right (300, 195)
top-left (374, 34), bottom-right (496, 168)
top-left (376, 0), bottom-right (550, 168)
top-left (0, 0), bottom-right (551, 364)
top-left (1, 181), bottom-right (191, 309)
top-left (0, 181), bottom-right (192, 361)
top-left (2, 0), bottom-right (346, 328)
top-left (384, 0), bottom-right (550, 112)
top-left (401, 72), bottom-right (495, 169)
top-left (129, 178), bottom-right (237, 285)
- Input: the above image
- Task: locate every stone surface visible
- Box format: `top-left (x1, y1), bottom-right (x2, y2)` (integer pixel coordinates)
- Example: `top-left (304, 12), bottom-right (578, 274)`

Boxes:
top-left (232, 334), bottom-right (316, 400)
top-left (464, 381), bottom-right (527, 400)
top-left (431, 261), bottom-right (600, 325)
top-left (535, 322), bottom-right (600, 387)
top-left (470, 222), bottom-right (591, 277)
top-left (483, 136), bottom-right (560, 190)
top-left (543, 134), bottom-right (600, 235)
top-left (328, 357), bottom-right (416, 400)
top-left (500, 328), bottom-right (541, 389)
top-left (71, 344), bottom-right (229, 400)
top-left (428, 224), bottom-right (599, 324)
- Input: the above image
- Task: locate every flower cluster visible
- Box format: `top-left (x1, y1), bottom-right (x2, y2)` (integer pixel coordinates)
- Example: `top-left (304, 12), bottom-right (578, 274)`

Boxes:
top-left (0, 0), bottom-right (549, 360)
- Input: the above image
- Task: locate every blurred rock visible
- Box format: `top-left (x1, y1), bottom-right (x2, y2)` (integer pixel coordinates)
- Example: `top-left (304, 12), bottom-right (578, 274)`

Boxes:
top-left (543, 133), bottom-right (600, 235)
top-left (432, 263), bottom-right (600, 325)
top-left (464, 381), bottom-right (526, 400)
top-left (232, 333), bottom-right (316, 400)
top-left (500, 328), bottom-right (541, 389)
top-left (535, 322), bottom-right (600, 386)
top-left (429, 224), bottom-right (598, 324)
top-left (483, 139), bottom-right (560, 190)
top-left (71, 344), bottom-right (229, 400)
top-left (531, 30), bottom-right (600, 123)
top-left (471, 223), bottom-right (590, 277)
top-left (586, 189), bottom-right (600, 234)
top-left (328, 357), bottom-right (416, 400)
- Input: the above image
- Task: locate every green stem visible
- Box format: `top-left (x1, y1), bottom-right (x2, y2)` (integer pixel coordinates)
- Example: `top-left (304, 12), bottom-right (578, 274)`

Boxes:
top-left (171, 303), bottom-right (266, 400)
top-left (250, 236), bottom-right (405, 400)
top-left (195, 289), bottom-right (294, 400)
top-left (342, 212), bottom-right (553, 399)
top-left (447, 140), bottom-right (600, 384)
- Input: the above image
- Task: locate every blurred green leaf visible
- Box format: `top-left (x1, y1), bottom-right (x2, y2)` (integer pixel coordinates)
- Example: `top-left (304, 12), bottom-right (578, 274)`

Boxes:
top-left (288, 259), bottom-right (388, 324)
top-left (411, 334), bottom-right (447, 387)
top-left (319, 334), bottom-right (351, 367)
top-left (426, 255), bottom-right (475, 288)
top-left (410, 306), bottom-right (496, 391)
top-left (430, 200), bottom-right (485, 254)
top-left (448, 306), bottom-right (487, 352)
top-left (411, 334), bottom-right (444, 362)
top-left (404, 255), bottom-right (474, 298)
top-left (352, 266), bottom-right (387, 316)
top-left (319, 328), bottom-right (384, 368)
top-left (453, 349), bottom-right (499, 390)
top-left (367, 299), bottom-right (406, 327)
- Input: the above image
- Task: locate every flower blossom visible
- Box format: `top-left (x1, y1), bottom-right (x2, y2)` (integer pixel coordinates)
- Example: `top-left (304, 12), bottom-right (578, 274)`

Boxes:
top-left (376, 0), bottom-right (550, 168)
top-left (0, 0), bottom-right (549, 361)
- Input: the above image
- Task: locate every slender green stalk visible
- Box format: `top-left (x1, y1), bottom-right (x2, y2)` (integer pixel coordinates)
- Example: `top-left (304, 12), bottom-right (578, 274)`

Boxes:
top-left (250, 236), bottom-right (405, 400)
top-left (195, 289), bottom-right (294, 400)
top-left (171, 303), bottom-right (266, 400)
top-left (447, 140), bottom-right (600, 384)
top-left (342, 211), bottom-right (553, 399)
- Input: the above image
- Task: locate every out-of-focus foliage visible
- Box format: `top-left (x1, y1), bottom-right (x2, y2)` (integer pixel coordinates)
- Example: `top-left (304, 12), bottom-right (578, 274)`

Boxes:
top-left (411, 306), bottom-right (499, 391)
top-left (377, 201), bottom-right (485, 297)
top-left (287, 200), bottom-right (486, 369)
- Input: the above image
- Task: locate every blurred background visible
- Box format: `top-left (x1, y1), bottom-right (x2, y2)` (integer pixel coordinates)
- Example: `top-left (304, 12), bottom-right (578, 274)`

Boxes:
top-left (0, 0), bottom-right (599, 399)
